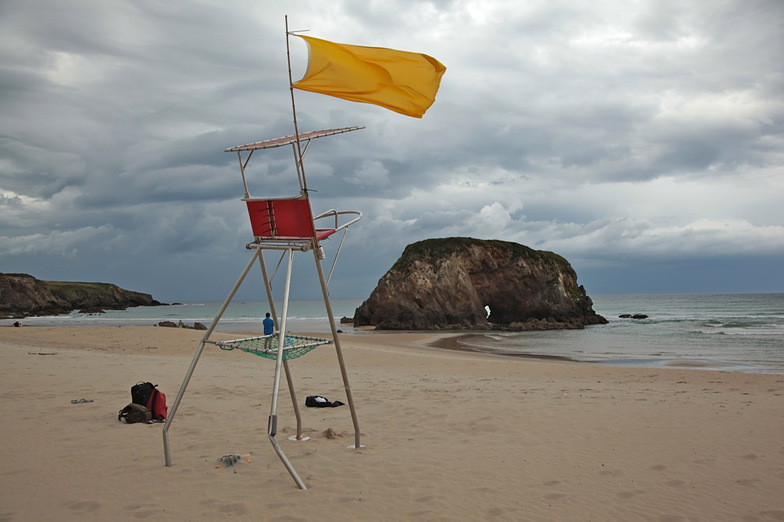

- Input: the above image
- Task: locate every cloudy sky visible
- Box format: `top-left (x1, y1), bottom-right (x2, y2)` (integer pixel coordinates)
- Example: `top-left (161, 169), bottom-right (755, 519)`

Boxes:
top-left (2, 0), bottom-right (782, 302)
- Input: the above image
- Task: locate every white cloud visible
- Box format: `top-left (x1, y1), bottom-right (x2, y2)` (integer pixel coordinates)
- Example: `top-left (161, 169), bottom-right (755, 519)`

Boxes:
top-left (0, 226), bottom-right (114, 256)
top-left (348, 160), bottom-right (390, 187)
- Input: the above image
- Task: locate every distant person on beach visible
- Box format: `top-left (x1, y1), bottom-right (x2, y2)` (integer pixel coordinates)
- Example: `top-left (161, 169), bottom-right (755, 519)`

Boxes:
top-left (263, 313), bottom-right (274, 335)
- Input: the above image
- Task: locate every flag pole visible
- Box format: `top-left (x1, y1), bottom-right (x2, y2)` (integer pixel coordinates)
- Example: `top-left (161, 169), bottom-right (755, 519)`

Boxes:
top-left (285, 15), bottom-right (308, 193)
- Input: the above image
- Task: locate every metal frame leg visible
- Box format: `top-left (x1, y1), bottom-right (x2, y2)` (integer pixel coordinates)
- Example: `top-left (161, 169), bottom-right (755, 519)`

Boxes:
top-left (258, 250), bottom-right (306, 440)
top-left (267, 248), bottom-right (307, 489)
top-left (163, 249), bottom-right (261, 467)
top-left (313, 247), bottom-right (362, 449)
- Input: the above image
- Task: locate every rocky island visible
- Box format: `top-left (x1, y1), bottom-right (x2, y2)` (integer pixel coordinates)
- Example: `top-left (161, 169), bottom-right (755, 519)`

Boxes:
top-left (353, 237), bottom-right (607, 330)
top-left (0, 273), bottom-right (163, 319)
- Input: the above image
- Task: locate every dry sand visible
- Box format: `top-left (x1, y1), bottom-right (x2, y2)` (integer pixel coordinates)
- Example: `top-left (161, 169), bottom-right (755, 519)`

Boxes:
top-left (1, 325), bottom-right (783, 521)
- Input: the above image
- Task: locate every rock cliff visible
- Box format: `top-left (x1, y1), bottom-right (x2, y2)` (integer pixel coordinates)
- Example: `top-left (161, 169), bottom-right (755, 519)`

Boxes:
top-left (0, 273), bottom-right (162, 318)
top-left (353, 237), bottom-right (607, 330)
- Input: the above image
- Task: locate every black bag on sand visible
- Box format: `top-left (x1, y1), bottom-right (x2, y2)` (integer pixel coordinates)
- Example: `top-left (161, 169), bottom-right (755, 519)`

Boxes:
top-left (118, 403), bottom-right (152, 424)
top-left (305, 395), bottom-right (345, 408)
top-left (131, 381), bottom-right (156, 406)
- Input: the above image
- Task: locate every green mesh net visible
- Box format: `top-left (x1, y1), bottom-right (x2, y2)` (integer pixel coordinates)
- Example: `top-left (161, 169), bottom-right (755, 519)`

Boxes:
top-left (210, 334), bottom-right (331, 361)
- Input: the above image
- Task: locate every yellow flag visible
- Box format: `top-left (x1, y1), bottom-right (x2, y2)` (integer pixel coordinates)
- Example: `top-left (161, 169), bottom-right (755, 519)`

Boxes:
top-left (292, 35), bottom-right (446, 118)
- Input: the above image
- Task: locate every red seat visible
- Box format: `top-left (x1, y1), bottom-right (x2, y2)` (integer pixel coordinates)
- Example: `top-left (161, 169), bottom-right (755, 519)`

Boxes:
top-left (246, 199), bottom-right (336, 241)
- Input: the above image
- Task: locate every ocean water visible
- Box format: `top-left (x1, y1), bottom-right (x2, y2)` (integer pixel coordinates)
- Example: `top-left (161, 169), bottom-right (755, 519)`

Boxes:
top-left (4, 294), bottom-right (783, 374)
top-left (454, 293), bottom-right (784, 374)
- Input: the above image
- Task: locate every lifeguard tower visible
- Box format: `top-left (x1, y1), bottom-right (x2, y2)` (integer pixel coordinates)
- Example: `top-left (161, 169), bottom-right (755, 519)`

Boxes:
top-left (161, 125), bottom-right (365, 489)
top-left (162, 14), bottom-right (445, 489)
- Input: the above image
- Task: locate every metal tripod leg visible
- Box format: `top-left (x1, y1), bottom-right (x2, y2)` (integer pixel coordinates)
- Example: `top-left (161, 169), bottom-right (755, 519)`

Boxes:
top-left (257, 250), bottom-right (306, 441)
top-left (313, 246), bottom-right (362, 449)
top-left (267, 248), bottom-right (307, 489)
top-left (163, 249), bottom-right (261, 467)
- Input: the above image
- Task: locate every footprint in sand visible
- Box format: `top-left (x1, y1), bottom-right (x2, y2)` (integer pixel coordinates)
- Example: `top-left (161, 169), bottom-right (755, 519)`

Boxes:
top-left (123, 503), bottom-right (161, 515)
top-left (64, 501), bottom-right (100, 513)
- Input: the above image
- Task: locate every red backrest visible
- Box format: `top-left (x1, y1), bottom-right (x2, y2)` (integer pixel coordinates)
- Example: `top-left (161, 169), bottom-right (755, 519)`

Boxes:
top-left (246, 199), bottom-right (315, 239)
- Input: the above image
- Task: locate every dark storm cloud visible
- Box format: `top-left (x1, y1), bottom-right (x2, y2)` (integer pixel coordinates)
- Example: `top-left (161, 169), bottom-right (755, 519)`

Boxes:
top-left (1, 0), bottom-right (782, 300)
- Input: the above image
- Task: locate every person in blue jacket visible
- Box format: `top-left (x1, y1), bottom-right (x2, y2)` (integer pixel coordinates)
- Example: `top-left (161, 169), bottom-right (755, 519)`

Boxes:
top-left (263, 312), bottom-right (274, 335)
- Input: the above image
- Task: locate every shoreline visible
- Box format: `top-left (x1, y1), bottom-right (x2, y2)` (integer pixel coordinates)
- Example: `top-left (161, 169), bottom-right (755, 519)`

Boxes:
top-left (428, 332), bottom-right (580, 362)
top-left (4, 292), bottom-right (782, 375)
top-left (5, 324), bottom-right (781, 374)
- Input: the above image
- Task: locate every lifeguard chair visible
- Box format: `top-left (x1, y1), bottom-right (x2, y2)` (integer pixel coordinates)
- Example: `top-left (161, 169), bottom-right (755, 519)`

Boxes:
top-left (161, 126), bottom-right (364, 490)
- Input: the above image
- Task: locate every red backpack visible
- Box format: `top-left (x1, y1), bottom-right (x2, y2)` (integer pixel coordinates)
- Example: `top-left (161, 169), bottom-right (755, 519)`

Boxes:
top-left (131, 381), bottom-right (168, 420)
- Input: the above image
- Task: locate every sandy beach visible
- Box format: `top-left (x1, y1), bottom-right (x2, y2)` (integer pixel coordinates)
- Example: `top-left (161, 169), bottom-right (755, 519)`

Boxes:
top-left (1, 326), bottom-right (782, 521)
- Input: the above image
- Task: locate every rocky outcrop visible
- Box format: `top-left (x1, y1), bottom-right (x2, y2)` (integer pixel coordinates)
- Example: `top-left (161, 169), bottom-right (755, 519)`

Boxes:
top-left (353, 237), bottom-right (607, 330)
top-left (158, 320), bottom-right (207, 330)
top-left (0, 273), bottom-right (162, 318)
